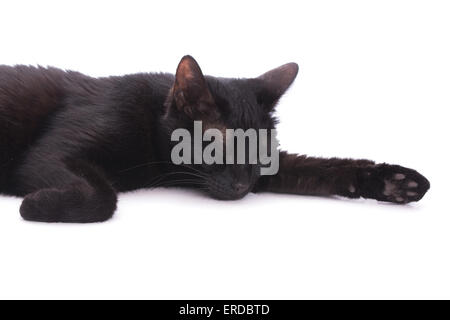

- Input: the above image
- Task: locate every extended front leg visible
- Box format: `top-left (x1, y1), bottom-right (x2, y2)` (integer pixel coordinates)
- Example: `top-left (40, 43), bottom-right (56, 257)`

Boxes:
top-left (254, 151), bottom-right (430, 204)
top-left (15, 159), bottom-right (117, 223)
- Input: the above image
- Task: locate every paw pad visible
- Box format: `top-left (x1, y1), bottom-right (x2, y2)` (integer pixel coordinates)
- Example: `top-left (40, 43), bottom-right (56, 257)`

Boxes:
top-left (381, 167), bottom-right (430, 204)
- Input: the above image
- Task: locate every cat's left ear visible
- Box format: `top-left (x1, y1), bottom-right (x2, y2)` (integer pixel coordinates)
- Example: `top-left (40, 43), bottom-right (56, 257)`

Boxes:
top-left (256, 62), bottom-right (299, 109)
top-left (172, 55), bottom-right (216, 119)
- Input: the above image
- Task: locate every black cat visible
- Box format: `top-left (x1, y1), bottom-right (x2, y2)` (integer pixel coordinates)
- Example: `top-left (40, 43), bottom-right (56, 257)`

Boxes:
top-left (0, 56), bottom-right (430, 223)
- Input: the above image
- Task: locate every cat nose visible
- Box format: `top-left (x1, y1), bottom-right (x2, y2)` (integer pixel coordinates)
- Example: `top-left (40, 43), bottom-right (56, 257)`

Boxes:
top-left (232, 183), bottom-right (248, 194)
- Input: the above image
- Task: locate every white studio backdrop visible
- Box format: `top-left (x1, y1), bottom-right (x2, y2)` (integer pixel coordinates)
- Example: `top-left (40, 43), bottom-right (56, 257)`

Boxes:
top-left (0, 0), bottom-right (449, 299)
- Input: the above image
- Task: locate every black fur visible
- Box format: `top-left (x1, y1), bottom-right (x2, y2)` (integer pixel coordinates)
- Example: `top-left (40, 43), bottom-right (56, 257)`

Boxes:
top-left (0, 56), bottom-right (430, 222)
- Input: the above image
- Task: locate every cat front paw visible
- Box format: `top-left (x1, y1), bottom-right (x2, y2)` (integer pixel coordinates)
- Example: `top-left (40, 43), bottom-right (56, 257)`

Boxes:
top-left (361, 164), bottom-right (430, 204)
top-left (20, 187), bottom-right (115, 223)
top-left (20, 188), bottom-right (69, 222)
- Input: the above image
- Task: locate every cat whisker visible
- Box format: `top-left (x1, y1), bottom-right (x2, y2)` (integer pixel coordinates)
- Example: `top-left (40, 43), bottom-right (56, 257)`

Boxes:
top-left (144, 171), bottom-right (207, 189)
top-left (151, 179), bottom-right (207, 189)
top-left (118, 160), bottom-right (209, 179)
top-left (118, 160), bottom-right (171, 173)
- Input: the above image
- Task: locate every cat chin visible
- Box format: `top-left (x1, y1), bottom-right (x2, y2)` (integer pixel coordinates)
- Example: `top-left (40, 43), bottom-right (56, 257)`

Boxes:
top-left (208, 192), bottom-right (249, 201)
top-left (205, 186), bottom-right (250, 201)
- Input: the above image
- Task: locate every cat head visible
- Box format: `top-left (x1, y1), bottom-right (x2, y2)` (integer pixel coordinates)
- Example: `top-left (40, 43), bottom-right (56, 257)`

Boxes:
top-left (164, 55), bottom-right (298, 200)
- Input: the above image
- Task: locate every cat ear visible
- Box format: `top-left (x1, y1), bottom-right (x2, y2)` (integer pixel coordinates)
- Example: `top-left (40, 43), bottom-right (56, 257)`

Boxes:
top-left (172, 55), bottom-right (215, 118)
top-left (256, 62), bottom-right (299, 108)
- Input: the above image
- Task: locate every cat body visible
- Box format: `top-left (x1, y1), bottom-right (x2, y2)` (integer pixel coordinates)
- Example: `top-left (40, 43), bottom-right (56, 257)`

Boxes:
top-left (0, 56), bottom-right (430, 222)
top-left (0, 66), bottom-right (169, 192)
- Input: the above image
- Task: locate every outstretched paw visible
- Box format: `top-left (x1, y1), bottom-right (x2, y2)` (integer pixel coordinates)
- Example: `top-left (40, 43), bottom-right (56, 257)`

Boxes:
top-left (362, 164), bottom-right (430, 204)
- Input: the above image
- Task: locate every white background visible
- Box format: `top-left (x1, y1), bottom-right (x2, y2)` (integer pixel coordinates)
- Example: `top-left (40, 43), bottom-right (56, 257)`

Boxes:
top-left (0, 0), bottom-right (449, 299)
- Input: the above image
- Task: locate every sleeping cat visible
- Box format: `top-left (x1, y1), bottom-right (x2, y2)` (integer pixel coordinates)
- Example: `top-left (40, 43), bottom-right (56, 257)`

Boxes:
top-left (0, 56), bottom-right (430, 223)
